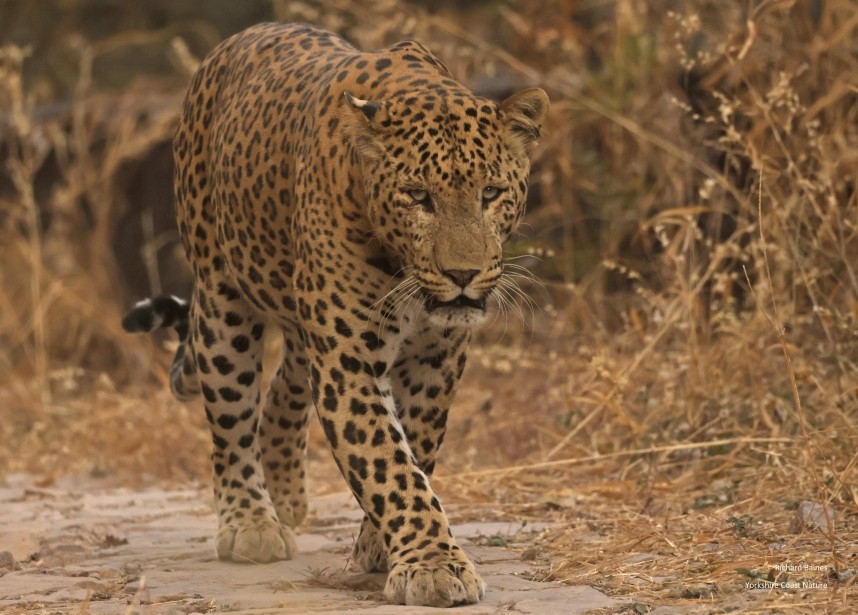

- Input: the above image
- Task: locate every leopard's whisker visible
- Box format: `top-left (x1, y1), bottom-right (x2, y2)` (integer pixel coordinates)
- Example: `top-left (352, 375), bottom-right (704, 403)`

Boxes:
top-left (488, 286), bottom-right (511, 331)
top-left (497, 277), bottom-right (532, 330)
top-left (374, 276), bottom-right (419, 337)
top-left (503, 253), bottom-right (543, 263)
top-left (496, 284), bottom-right (515, 342)
top-left (504, 273), bottom-right (542, 301)
top-left (368, 271), bottom-right (418, 312)
top-left (397, 285), bottom-right (424, 325)
top-left (502, 263), bottom-right (545, 289)
top-left (499, 275), bottom-right (540, 314)
top-left (393, 282), bottom-right (422, 317)
top-left (366, 275), bottom-right (419, 327)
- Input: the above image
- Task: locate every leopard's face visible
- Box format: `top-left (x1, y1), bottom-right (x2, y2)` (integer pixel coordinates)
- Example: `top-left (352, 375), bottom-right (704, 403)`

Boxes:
top-left (345, 88), bottom-right (549, 328)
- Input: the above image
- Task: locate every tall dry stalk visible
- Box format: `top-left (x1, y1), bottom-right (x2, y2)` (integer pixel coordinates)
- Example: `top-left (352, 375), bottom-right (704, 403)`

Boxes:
top-left (1, 45), bottom-right (50, 405)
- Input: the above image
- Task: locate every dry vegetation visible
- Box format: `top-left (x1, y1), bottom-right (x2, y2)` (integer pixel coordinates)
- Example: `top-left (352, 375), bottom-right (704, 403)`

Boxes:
top-left (1, 0), bottom-right (856, 612)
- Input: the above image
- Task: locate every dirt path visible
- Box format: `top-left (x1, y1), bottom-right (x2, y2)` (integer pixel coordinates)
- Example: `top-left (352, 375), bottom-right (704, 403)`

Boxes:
top-left (0, 476), bottom-right (625, 614)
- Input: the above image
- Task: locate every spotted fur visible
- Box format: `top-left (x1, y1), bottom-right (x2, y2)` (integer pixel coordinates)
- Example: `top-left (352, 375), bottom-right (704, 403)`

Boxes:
top-left (124, 22), bottom-right (547, 607)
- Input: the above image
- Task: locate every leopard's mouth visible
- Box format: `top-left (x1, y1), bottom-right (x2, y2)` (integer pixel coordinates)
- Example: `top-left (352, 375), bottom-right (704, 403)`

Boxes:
top-left (423, 293), bottom-right (487, 313)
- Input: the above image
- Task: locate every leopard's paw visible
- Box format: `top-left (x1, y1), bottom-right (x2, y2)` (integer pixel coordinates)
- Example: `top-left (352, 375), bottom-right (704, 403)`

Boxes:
top-left (216, 517), bottom-right (297, 563)
top-left (384, 550), bottom-right (484, 606)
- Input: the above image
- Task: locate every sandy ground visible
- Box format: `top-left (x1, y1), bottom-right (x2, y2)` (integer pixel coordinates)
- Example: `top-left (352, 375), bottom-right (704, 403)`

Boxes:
top-left (0, 475), bottom-right (627, 614)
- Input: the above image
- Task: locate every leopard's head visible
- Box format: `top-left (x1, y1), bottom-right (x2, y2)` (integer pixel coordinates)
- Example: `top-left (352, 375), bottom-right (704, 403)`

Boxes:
top-left (344, 86), bottom-right (548, 327)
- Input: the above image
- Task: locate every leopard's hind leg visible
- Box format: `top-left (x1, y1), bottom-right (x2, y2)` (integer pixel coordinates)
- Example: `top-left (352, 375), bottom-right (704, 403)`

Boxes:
top-left (188, 280), bottom-right (297, 563)
top-left (259, 324), bottom-right (312, 530)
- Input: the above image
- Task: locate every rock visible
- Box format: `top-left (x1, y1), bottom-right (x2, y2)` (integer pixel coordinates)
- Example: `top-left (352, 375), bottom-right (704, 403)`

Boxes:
top-left (520, 547), bottom-right (540, 561)
top-left (0, 550), bottom-right (19, 570)
top-left (38, 543), bottom-right (87, 565)
top-left (789, 501), bottom-right (835, 533)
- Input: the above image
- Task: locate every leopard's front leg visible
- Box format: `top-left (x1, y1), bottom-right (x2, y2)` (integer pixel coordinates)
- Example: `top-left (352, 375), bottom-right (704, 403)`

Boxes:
top-left (351, 324), bottom-right (471, 576)
top-left (300, 305), bottom-right (484, 607)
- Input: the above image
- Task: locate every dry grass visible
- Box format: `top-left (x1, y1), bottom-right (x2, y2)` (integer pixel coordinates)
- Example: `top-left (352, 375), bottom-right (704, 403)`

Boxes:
top-left (1, 0), bottom-right (857, 612)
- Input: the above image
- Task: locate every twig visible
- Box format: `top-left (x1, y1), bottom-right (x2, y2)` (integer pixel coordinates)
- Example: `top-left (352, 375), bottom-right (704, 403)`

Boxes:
top-left (442, 437), bottom-right (791, 479)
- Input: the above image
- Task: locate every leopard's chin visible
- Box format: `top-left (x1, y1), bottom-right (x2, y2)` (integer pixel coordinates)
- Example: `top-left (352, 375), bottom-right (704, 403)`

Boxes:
top-left (423, 294), bottom-right (488, 328)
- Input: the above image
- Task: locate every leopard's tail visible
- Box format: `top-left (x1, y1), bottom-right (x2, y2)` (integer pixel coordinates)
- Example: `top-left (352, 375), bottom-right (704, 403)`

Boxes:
top-left (122, 295), bottom-right (200, 401)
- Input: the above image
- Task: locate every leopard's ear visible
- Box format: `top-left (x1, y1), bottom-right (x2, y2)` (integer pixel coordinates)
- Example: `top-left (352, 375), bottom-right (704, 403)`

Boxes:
top-left (499, 88), bottom-right (549, 156)
top-left (343, 91), bottom-right (390, 161)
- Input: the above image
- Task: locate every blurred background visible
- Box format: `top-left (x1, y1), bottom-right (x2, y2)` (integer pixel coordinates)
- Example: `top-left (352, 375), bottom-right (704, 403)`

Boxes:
top-left (1, 0), bottom-right (856, 606)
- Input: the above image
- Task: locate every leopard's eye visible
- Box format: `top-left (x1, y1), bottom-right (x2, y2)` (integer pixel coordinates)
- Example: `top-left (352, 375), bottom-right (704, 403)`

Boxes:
top-left (482, 186), bottom-right (502, 205)
top-left (405, 189), bottom-right (433, 212)
top-left (408, 188), bottom-right (429, 203)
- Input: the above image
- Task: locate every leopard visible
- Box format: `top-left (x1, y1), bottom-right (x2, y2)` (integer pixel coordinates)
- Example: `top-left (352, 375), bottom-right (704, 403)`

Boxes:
top-left (122, 22), bottom-right (547, 607)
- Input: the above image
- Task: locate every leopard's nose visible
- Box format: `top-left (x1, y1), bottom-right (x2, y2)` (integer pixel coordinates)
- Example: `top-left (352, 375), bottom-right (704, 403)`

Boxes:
top-left (442, 268), bottom-right (479, 288)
